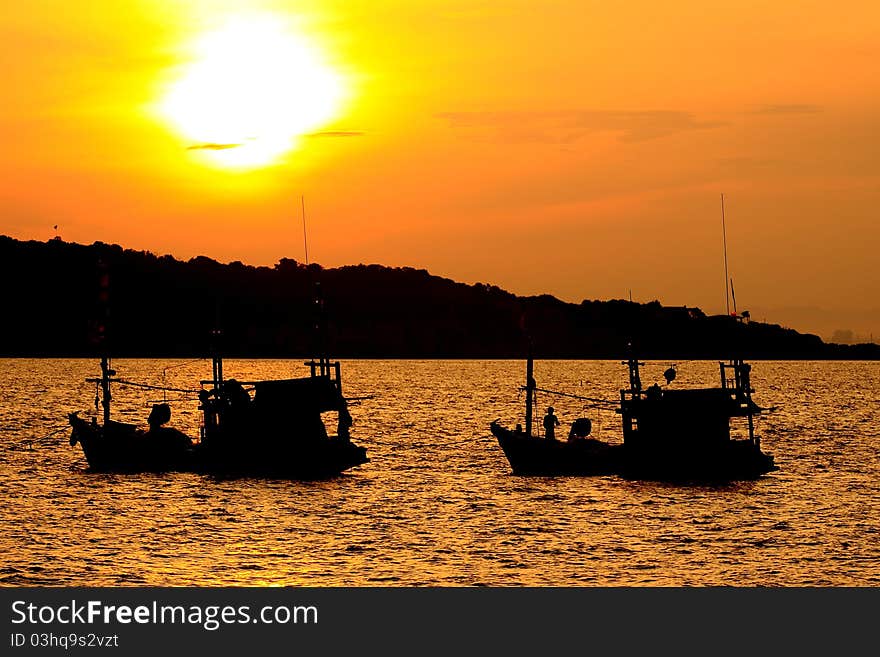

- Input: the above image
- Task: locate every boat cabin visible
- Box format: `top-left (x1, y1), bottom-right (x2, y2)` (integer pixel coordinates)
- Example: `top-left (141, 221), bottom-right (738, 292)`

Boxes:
top-left (199, 356), bottom-right (351, 449)
top-left (618, 356), bottom-right (760, 450)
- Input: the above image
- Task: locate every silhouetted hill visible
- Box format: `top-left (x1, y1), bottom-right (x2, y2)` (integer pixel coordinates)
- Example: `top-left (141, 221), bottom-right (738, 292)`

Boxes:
top-left (1, 236), bottom-right (877, 359)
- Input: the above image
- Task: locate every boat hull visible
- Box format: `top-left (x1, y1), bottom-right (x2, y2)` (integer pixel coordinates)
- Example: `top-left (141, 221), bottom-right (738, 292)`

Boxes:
top-left (491, 421), bottom-right (623, 476)
top-left (198, 441), bottom-right (369, 479)
top-left (491, 421), bottom-right (776, 481)
top-left (618, 439), bottom-right (776, 481)
top-left (69, 413), bottom-right (368, 479)
top-left (69, 413), bottom-right (196, 473)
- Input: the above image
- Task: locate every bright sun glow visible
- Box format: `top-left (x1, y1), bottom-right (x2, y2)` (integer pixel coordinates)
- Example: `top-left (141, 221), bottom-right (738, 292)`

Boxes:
top-left (159, 15), bottom-right (345, 168)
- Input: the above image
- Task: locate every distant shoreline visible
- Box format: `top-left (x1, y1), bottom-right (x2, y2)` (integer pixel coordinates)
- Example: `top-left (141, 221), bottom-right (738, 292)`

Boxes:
top-left (2, 354), bottom-right (878, 362)
top-left (2, 235), bottom-right (878, 361)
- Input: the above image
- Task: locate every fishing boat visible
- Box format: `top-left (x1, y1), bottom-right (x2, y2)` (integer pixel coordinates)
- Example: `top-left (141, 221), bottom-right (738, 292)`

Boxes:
top-left (196, 342), bottom-right (369, 478)
top-left (195, 203), bottom-right (367, 477)
top-left (191, 199), bottom-right (366, 478)
top-left (68, 358), bottom-right (197, 472)
top-left (68, 266), bottom-right (368, 478)
top-left (491, 342), bottom-right (776, 481)
top-left (494, 195), bottom-right (776, 480)
top-left (69, 345), bottom-right (368, 479)
top-left (67, 261), bottom-right (198, 472)
top-left (491, 352), bottom-right (624, 476)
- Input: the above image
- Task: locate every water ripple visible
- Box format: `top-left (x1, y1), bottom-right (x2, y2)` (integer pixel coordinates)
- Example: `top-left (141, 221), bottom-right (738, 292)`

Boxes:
top-left (1, 358), bottom-right (878, 586)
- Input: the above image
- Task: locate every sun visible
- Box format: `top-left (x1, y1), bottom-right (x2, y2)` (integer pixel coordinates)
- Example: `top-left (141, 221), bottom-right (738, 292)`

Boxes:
top-left (159, 15), bottom-right (345, 168)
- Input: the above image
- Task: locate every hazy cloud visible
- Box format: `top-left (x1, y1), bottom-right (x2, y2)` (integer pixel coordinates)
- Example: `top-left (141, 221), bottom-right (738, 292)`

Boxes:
top-left (437, 110), bottom-right (725, 143)
top-left (187, 142), bottom-right (242, 151)
top-left (187, 133), bottom-right (364, 149)
top-left (306, 131), bottom-right (365, 138)
top-left (715, 156), bottom-right (778, 169)
top-left (752, 104), bottom-right (821, 115)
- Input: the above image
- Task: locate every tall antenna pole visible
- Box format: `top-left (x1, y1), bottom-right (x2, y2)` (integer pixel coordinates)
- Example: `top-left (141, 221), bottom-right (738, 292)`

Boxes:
top-left (721, 193), bottom-right (730, 316)
top-left (301, 195), bottom-right (310, 266)
top-left (730, 278), bottom-right (738, 316)
top-left (525, 343), bottom-right (534, 438)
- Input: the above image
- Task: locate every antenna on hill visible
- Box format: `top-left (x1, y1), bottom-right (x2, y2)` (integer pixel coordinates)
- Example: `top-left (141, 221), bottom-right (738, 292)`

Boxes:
top-left (730, 278), bottom-right (738, 316)
top-left (301, 195), bottom-right (310, 266)
top-left (721, 193), bottom-right (731, 316)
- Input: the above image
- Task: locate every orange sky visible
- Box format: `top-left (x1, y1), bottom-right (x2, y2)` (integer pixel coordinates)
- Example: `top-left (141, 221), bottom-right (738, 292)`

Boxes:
top-left (2, 1), bottom-right (878, 341)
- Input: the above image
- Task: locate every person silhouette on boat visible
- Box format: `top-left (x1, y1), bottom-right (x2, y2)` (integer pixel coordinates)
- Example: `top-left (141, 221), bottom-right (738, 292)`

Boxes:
top-left (147, 402), bottom-right (172, 431)
top-left (337, 401), bottom-right (353, 442)
top-left (543, 407), bottom-right (560, 440)
top-left (219, 379), bottom-right (251, 431)
top-left (222, 379), bottom-right (250, 408)
top-left (146, 402), bottom-right (192, 455)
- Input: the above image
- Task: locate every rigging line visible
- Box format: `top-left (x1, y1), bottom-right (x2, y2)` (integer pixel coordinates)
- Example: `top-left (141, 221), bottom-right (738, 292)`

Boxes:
top-left (161, 358), bottom-right (208, 402)
top-left (146, 395), bottom-right (194, 404)
top-left (161, 358), bottom-right (206, 374)
top-left (8, 425), bottom-right (72, 450)
top-left (532, 386), bottom-right (618, 407)
top-left (111, 379), bottom-right (201, 394)
top-left (38, 425), bottom-right (70, 439)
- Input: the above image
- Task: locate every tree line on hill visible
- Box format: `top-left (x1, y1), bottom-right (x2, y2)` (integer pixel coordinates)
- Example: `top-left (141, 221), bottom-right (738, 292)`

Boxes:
top-left (1, 235), bottom-right (876, 359)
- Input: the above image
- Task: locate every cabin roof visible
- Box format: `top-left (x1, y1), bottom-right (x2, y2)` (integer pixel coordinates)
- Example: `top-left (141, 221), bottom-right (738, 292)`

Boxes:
top-left (252, 376), bottom-right (343, 413)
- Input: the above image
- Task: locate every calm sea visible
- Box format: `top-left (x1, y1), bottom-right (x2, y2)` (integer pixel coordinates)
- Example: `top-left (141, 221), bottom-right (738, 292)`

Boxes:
top-left (2, 359), bottom-right (878, 586)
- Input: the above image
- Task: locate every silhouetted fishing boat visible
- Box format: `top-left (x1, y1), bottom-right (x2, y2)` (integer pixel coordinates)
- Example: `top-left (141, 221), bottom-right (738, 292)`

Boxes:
top-left (68, 360), bottom-right (196, 473)
top-left (69, 357), bottom-right (367, 478)
top-left (67, 261), bottom-right (196, 472)
top-left (68, 265), bottom-right (367, 478)
top-left (491, 342), bottom-right (776, 481)
top-left (195, 342), bottom-right (369, 478)
top-left (69, 348), bottom-right (368, 479)
top-left (195, 205), bottom-right (367, 477)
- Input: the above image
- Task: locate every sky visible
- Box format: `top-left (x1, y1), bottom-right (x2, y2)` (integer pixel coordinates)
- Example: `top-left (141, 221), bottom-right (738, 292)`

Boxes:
top-left (2, 1), bottom-right (878, 341)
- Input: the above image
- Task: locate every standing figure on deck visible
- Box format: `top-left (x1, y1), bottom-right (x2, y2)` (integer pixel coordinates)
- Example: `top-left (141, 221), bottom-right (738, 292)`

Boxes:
top-left (543, 407), bottom-right (560, 440)
top-left (337, 401), bottom-right (353, 442)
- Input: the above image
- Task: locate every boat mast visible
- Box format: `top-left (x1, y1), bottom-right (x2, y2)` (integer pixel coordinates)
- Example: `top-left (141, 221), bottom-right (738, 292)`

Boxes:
top-left (97, 260), bottom-right (112, 424)
top-left (313, 281), bottom-right (330, 377)
top-left (301, 195), bottom-right (310, 266)
top-left (525, 346), bottom-right (535, 437)
top-left (742, 362), bottom-right (756, 445)
top-left (626, 342), bottom-right (642, 397)
top-left (308, 283), bottom-right (342, 392)
top-left (721, 193), bottom-right (731, 316)
top-left (303, 195), bottom-right (327, 376)
top-left (99, 356), bottom-right (112, 424)
top-left (211, 328), bottom-right (223, 391)
top-left (299, 196), bottom-right (341, 391)
top-left (719, 197), bottom-right (759, 444)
